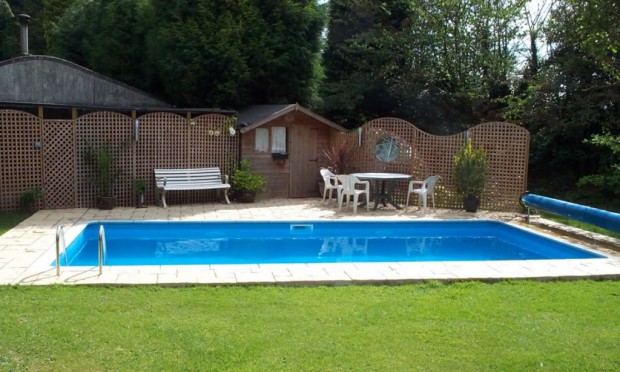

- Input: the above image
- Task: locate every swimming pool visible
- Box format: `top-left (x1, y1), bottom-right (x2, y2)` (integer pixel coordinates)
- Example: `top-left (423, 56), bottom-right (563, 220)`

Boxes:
top-left (54, 220), bottom-right (605, 267)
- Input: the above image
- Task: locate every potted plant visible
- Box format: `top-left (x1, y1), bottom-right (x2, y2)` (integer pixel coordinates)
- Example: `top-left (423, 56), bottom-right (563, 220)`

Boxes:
top-left (453, 139), bottom-right (488, 212)
top-left (319, 142), bottom-right (357, 197)
top-left (85, 142), bottom-right (126, 210)
top-left (322, 142), bottom-right (357, 175)
top-left (18, 187), bottom-right (44, 214)
top-left (134, 179), bottom-right (146, 208)
top-left (232, 159), bottom-right (266, 203)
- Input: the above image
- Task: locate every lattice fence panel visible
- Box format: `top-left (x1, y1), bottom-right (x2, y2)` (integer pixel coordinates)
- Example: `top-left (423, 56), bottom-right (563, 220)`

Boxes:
top-left (43, 120), bottom-right (76, 209)
top-left (76, 111), bottom-right (133, 208)
top-left (470, 122), bottom-right (530, 211)
top-left (348, 118), bottom-right (529, 211)
top-left (185, 114), bottom-right (239, 204)
top-left (1, 108), bottom-right (528, 212)
top-left (412, 130), bottom-right (466, 209)
top-left (0, 110), bottom-right (43, 210)
top-left (135, 112), bottom-right (188, 206)
top-left (364, 118), bottom-right (420, 203)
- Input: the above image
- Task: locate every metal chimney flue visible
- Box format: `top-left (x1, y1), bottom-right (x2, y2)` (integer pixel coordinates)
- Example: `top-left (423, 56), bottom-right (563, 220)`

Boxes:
top-left (17, 14), bottom-right (30, 55)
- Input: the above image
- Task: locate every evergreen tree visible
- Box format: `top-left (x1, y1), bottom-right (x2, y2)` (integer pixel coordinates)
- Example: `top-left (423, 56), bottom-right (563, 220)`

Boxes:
top-left (320, 0), bottom-right (522, 133)
top-left (0, 0), bottom-right (18, 60)
top-left (6, 0), bottom-right (48, 55)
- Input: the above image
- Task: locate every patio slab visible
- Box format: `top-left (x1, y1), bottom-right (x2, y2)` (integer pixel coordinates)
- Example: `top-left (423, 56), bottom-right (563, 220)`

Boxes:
top-left (1, 198), bottom-right (619, 286)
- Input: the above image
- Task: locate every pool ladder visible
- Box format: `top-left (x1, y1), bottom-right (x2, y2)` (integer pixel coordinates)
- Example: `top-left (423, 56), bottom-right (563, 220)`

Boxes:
top-left (55, 225), bottom-right (66, 277)
top-left (55, 224), bottom-right (107, 276)
top-left (98, 225), bottom-right (107, 275)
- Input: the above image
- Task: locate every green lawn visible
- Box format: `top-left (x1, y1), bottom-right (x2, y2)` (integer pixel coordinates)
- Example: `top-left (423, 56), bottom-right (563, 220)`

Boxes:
top-left (0, 211), bottom-right (30, 236)
top-left (1, 281), bottom-right (619, 371)
top-left (541, 212), bottom-right (620, 239)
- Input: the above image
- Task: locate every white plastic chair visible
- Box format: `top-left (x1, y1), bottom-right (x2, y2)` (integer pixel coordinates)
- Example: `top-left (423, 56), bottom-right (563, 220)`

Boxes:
top-left (405, 175), bottom-right (441, 211)
top-left (320, 168), bottom-right (342, 204)
top-left (337, 175), bottom-right (370, 214)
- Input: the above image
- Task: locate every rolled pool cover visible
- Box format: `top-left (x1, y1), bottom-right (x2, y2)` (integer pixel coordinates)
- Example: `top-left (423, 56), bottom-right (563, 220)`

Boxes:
top-left (521, 193), bottom-right (620, 234)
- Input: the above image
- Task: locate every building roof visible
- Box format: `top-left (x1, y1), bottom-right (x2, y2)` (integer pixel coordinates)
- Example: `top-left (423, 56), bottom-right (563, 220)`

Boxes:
top-left (0, 55), bottom-right (169, 108)
top-left (237, 104), bottom-right (346, 133)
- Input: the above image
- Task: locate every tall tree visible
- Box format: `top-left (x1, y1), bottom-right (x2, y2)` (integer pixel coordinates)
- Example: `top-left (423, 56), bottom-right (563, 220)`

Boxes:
top-left (50, 0), bottom-right (153, 92)
top-left (41, 0), bottom-right (76, 50)
top-left (502, 0), bottom-right (620, 205)
top-left (6, 0), bottom-right (48, 55)
top-left (152, 0), bottom-right (325, 108)
top-left (321, 0), bottom-right (418, 128)
top-left (320, 0), bottom-right (523, 132)
top-left (0, 0), bottom-right (18, 60)
top-left (245, 0), bottom-right (326, 107)
top-left (49, 0), bottom-right (326, 108)
top-left (145, 0), bottom-right (256, 107)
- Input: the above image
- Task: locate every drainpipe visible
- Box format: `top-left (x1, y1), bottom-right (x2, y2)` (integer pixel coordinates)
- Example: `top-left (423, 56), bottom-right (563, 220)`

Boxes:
top-left (17, 14), bottom-right (30, 55)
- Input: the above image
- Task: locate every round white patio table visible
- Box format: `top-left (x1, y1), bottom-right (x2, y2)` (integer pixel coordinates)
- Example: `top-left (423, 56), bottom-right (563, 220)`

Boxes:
top-left (350, 172), bottom-right (411, 210)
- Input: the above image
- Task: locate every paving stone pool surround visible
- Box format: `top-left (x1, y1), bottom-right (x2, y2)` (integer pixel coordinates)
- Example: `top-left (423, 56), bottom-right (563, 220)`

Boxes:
top-left (1, 198), bottom-right (619, 285)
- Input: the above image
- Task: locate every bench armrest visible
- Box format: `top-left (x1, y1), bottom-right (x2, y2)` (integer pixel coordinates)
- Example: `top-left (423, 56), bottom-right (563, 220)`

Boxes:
top-left (222, 174), bottom-right (229, 184)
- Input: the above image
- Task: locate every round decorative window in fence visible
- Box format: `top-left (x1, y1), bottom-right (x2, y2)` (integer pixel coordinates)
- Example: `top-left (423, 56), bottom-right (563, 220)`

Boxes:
top-left (375, 136), bottom-right (400, 162)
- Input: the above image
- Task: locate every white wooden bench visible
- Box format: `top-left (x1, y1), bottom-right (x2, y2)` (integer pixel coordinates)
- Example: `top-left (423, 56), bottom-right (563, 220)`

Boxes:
top-left (154, 167), bottom-right (231, 208)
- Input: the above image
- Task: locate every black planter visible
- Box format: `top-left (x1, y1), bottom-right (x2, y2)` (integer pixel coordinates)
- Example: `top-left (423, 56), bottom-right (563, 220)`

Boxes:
top-left (136, 194), bottom-right (145, 208)
top-left (97, 196), bottom-right (117, 210)
top-left (236, 190), bottom-right (257, 203)
top-left (463, 196), bottom-right (480, 213)
top-left (271, 152), bottom-right (289, 160)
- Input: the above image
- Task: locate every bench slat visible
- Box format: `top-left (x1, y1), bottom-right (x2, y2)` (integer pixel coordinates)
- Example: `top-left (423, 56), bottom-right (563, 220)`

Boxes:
top-left (163, 183), bottom-right (230, 191)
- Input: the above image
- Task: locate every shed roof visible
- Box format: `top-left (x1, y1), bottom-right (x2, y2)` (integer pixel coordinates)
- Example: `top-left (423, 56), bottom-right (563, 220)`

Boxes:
top-left (237, 104), bottom-right (346, 133)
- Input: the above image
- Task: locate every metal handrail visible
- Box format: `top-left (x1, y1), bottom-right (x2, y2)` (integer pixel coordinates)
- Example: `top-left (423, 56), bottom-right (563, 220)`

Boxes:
top-left (55, 225), bottom-right (65, 277)
top-left (98, 225), bottom-right (107, 275)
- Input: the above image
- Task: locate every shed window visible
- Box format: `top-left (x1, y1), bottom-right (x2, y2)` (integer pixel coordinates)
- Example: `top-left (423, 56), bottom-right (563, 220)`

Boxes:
top-left (255, 128), bottom-right (269, 152)
top-left (272, 127), bottom-right (287, 153)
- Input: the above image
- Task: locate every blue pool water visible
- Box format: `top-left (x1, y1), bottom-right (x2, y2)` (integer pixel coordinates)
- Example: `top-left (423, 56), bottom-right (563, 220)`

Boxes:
top-left (54, 220), bottom-right (605, 266)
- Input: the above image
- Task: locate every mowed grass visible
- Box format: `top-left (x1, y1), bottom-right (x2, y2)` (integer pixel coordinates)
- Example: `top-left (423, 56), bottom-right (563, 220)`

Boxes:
top-left (0, 211), bottom-right (30, 236)
top-left (1, 281), bottom-right (619, 371)
top-left (541, 212), bottom-right (620, 239)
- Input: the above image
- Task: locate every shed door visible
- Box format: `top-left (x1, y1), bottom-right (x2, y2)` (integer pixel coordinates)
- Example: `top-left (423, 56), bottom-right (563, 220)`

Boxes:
top-left (290, 125), bottom-right (318, 197)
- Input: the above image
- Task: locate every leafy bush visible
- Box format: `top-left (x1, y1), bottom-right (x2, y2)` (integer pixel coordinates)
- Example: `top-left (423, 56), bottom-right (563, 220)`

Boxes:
top-left (232, 159), bottom-right (266, 193)
top-left (84, 142), bottom-right (127, 197)
top-left (18, 187), bottom-right (44, 212)
top-left (577, 133), bottom-right (620, 199)
top-left (133, 179), bottom-right (146, 194)
top-left (453, 139), bottom-right (488, 198)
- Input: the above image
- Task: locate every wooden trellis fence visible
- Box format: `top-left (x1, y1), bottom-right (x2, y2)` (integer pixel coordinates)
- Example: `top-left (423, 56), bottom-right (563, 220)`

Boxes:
top-left (0, 109), bottom-right (238, 210)
top-left (330, 118), bottom-right (530, 212)
top-left (1, 110), bottom-right (528, 212)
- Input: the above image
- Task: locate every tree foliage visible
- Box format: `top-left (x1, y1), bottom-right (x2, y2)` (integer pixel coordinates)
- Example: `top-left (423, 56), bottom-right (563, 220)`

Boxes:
top-left (320, 0), bottom-right (523, 133)
top-left (5, 0), bottom-right (620, 208)
top-left (46, 0), bottom-right (326, 109)
top-left (41, 0), bottom-right (75, 50)
top-left (0, 0), bottom-right (18, 60)
top-left (503, 0), bottom-right (620, 207)
top-left (6, 0), bottom-right (49, 54)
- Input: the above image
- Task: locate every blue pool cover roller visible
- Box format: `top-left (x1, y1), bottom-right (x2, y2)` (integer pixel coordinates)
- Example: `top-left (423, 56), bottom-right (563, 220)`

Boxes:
top-left (521, 193), bottom-right (620, 234)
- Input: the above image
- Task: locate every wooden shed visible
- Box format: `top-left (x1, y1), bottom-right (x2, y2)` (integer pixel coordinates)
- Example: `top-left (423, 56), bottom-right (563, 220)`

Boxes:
top-left (237, 104), bottom-right (346, 199)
